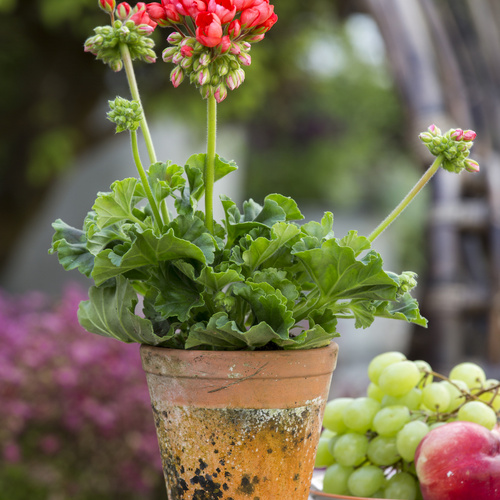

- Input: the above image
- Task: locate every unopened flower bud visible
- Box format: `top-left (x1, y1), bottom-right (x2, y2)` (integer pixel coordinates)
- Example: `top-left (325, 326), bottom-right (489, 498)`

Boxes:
top-left (110, 59), bottom-right (123, 72)
top-left (450, 128), bottom-right (464, 141)
top-left (214, 83), bottom-right (228, 103)
top-left (162, 46), bottom-right (177, 62)
top-left (246, 33), bottom-right (265, 42)
top-left (464, 159), bottom-right (480, 173)
top-left (167, 32), bottom-right (184, 45)
top-left (238, 52), bottom-right (251, 66)
top-left (107, 97), bottom-right (142, 132)
top-left (463, 129), bottom-right (477, 141)
top-left (428, 124), bottom-right (441, 136)
top-left (198, 52), bottom-right (211, 67)
top-left (172, 51), bottom-right (184, 64)
top-left (99, 0), bottom-right (116, 14)
top-left (136, 23), bottom-right (155, 35)
top-left (419, 132), bottom-right (433, 144)
top-left (200, 84), bottom-right (213, 99)
top-left (226, 68), bottom-right (245, 90)
top-left (229, 43), bottom-right (241, 55)
top-left (180, 55), bottom-right (193, 69)
top-left (116, 2), bottom-right (132, 20)
top-left (143, 49), bottom-right (157, 63)
top-left (218, 35), bottom-right (231, 54)
top-left (197, 67), bottom-right (211, 86)
top-left (170, 66), bottom-right (184, 87)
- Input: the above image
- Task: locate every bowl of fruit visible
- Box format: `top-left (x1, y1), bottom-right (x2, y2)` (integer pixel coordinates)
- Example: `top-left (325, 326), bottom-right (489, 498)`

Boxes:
top-left (312, 351), bottom-right (500, 500)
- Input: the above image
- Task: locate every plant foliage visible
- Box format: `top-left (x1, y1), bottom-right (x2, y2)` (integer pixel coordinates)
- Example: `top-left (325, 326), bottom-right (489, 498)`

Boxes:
top-left (50, 154), bottom-right (426, 350)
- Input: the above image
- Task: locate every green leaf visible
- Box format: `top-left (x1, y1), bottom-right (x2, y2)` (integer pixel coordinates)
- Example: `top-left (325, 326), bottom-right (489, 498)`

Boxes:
top-left (232, 281), bottom-right (294, 337)
top-left (185, 153), bottom-right (238, 184)
top-left (92, 228), bottom-right (208, 285)
top-left (280, 325), bottom-right (338, 350)
top-left (78, 276), bottom-right (171, 345)
top-left (347, 300), bottom-right (376, 329)
top-left (250, 268), bottom-right (299, 310)
top-left (185, 312), bottom-right (286, 350)
top-left (169, 214), bottom-right (216, 264)
top-left (293, 238), bottom-right (398, 302)
top-left (300, 212), bottom-right (334, 243)
top-left (93, 178), bottom-right (141, 228)
top-left (264, 194), bottom-right (304, 221)
top-left (147, 161), bottom-right (185, 202)
top-left (84, 212), bottom-right (131, 256)
top-left (151, 263), bottom-right (204, 322)
top-left (375, 293), bottom-right (428, 327)
top-left (49, 219), bottom-right (94, 277)
top-left (339, 230), bottom-right (372, 257)
top-left (242, 222), bottom-right (300, 271)
top-left (196, 267), bottom-right (245, 290)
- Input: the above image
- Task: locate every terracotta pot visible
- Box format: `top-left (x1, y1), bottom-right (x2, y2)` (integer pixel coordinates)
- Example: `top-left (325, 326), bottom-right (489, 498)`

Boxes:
top-left (141, 342), bottom-right (339, 500)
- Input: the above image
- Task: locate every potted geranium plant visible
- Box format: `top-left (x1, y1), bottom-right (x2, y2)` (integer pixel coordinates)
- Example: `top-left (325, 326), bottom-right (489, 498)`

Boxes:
top-left (49, 1), bottom-right (479, 498)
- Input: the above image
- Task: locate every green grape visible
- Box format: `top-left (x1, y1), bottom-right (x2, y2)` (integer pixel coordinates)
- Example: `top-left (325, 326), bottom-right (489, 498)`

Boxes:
top-left (347, 464), bottom-right (385, 497)
top-left (382, 388), bottom-right (422, 411)
top-left (322, 463), bottom-right (353, 495)
top-left (378, 361), bottom-right (421, 397)
top-left (475, 379), bottom-right (500, 411)
top-left (367, 382), bottom-right (385, 402)
top-left (441, 379), bottom-right (468, 411)
top-left (367, 435), bottom-right (400, 466)
top-left (343, 397), bottom-right (381, 433)
top-left (332, 432), bottom-right (369, 467)
top-left (414, 359), bottom-right (433, 388)
top-left (368, 351), bottom-right (407, 384)
top-left (457, 400), bottom-right (497, 430)
top-left (315, 436), bottom-right (335, 468)
top-left (327, 434), bottom-right (339, 457)
top-left (396, 420), bottom-right (429, 462)
top-left (384, 471), bottom-right (418, 500)
top-left (449, 362), bottom-right (486, 390)
top-left (373, 405), bottom-right (411, 437)
top-left (322, 397), bottom-right (353, 433)
top-left (429, 421), bottom-right (447, 430)
top-left (421, 382), bottom-right (451, 412)
top-left (320, 429), bottom-right (336, 439)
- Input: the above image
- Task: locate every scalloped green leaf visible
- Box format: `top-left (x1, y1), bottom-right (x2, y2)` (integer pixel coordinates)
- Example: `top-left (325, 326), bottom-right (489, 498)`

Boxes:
top-left (185, 312), bottom-right (286, 350)
top-left (242, 222), bottom-right (300, 271)
top-left (232, 281), bottom-right (294, 337)
top-left (93, 178), bottom-right (141, 228)
top-left (78, 276), bottom-right (171, 345)
top-left (49, 219), bottom-right (94, 277)
top-left (375, 293), bottom-right (428, 327)
top-left (91, 228), bottom-right (208, 285)
top-left (264, 193), bottom-right (304, 221)
top-left (293, 238), bottom-right (398, 302)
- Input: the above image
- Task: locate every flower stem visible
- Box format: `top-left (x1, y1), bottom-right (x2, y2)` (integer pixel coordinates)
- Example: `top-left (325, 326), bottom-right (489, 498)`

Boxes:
top-left (131, 130), bottom-right (163, 231)
top-left (368, 154), bottom-right (444, 243)
top-left (205, 94), bottom-right (217, 234)
top-left (120, 43), bottom-right (157, 165)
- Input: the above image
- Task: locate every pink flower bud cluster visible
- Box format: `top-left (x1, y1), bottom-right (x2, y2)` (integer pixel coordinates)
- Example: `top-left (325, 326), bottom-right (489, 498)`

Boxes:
top-left (145, 0), bottom-right (277, 101)
top-left (84, 3), bottom-right (158, 71)
top-left (419, 124), bottom-right (480, 174)
top-left (0, 286), bottom-right (162, 495)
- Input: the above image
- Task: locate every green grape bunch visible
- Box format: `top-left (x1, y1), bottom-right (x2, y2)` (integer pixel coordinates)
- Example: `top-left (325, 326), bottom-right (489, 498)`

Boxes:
top-left (314, 352), bottom-right (500, 499)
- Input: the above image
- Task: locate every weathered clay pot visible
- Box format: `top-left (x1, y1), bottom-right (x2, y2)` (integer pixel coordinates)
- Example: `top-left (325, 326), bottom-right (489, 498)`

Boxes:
top-left (141, 342), bottom-right (339, 499)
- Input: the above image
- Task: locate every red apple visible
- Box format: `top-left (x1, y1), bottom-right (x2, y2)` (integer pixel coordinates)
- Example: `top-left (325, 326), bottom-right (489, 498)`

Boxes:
top-left (415, 421), bottom-right (500, 500)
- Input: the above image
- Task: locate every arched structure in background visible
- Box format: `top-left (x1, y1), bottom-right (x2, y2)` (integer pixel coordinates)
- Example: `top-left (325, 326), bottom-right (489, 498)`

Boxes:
top-left (366, 0), bottom-right (500, 368)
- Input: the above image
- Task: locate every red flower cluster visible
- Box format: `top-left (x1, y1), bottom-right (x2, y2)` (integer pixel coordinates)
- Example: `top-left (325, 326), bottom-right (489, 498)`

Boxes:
top-left (146, 0), bottom-right (277, 48)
